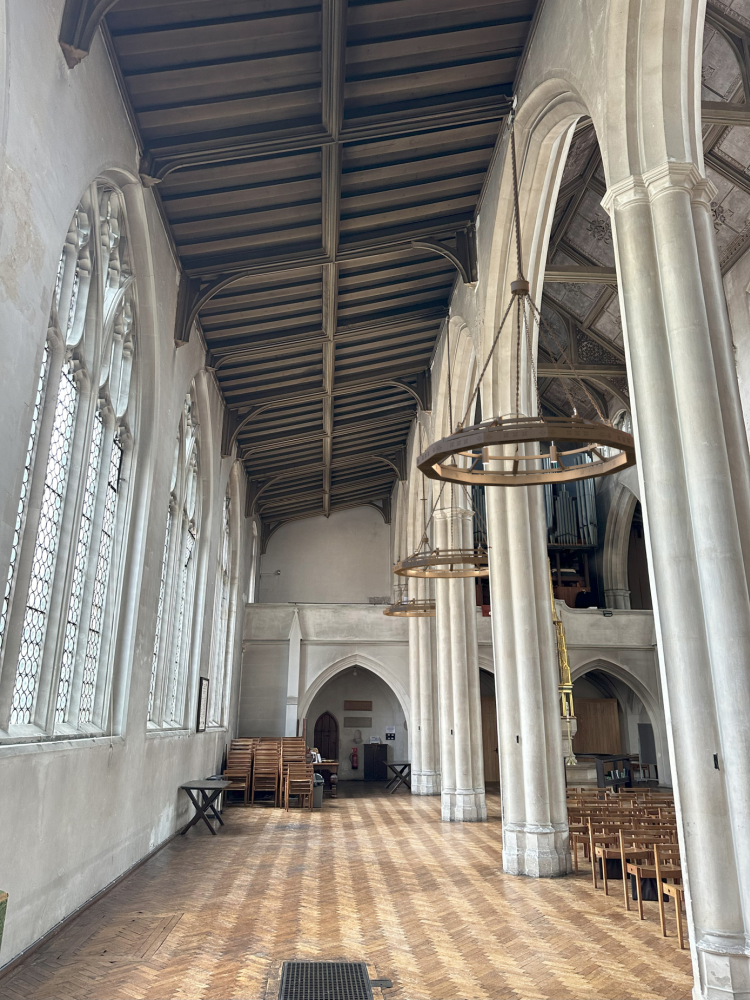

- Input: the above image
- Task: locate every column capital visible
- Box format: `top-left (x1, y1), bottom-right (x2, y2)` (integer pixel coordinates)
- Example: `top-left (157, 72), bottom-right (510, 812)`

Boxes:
top-left (434, 506), bottom-right (473, 523)
top-left (601, 162), bottom-right (717, 215)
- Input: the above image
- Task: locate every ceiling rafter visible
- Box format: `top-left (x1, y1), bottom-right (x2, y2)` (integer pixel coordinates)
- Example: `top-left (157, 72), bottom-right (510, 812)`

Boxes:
top-left (101, 0), bottom-right (538, 527)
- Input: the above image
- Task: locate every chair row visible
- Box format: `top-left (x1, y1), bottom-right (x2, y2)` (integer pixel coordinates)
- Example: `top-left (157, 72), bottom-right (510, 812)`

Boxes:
top-left (568, 792), bottom-right (686, 949)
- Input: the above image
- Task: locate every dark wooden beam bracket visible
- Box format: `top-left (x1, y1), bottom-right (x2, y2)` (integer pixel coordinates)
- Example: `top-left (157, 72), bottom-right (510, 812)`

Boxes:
top-left (411, 225), bottom-right (478, 284)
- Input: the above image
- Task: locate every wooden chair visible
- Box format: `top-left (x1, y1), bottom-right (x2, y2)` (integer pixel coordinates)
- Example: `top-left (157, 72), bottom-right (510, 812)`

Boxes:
top-left (661, 881), bottom-right (687, 949)
top-left (281, 737), bottom-right (308, 792)
top-left (626, 843), bottom-right (681, 921)
top-left (654, 843), bottom-right (684, 938)
top-left (222, 748), bottom-right (253, 806)
top-left (285, 763), bottom-right (314, 811)
top-left (251, 744), bottom-right (280, 806)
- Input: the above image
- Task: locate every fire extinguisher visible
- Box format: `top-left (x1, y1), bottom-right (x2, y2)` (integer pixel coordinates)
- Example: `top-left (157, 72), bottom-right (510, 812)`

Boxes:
top-left (350, 746), bottom-right (358, 769)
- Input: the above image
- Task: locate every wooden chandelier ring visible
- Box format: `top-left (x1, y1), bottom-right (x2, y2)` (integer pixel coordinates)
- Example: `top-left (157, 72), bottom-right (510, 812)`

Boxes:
top-left (383, 600), bottom-right (436, 618)
top-left (394, 548), bottom-right (489, 578)
top-left (417, 416), bottom-right (636, 486)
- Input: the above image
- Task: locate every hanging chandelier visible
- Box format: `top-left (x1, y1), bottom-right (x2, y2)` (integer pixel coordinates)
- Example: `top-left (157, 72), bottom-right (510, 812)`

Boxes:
top-left (416, 112), bottom-right (636, 488)
top-left (417, 414), bottom-right (635, 487)
top-left (393, 323), bottom-right (491, 579)
top-left (383, 595), bottom-right (436, 617)
top-left (393, 545), bottom-right (489, 578)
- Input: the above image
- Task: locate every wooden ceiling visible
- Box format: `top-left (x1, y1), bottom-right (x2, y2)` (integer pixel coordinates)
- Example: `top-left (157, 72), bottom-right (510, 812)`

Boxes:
top-left (94, 0), bottom-right (539, 537)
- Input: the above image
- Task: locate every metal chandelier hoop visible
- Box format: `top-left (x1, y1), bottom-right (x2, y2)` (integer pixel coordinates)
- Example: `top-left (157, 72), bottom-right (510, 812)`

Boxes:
top-left (392, 323), bottom-right (490, 579)
top-left (393, 545), bottom-right (489, 578)
top-left (417, 414), bottom-right (635, 487)
top-left (382, 596), bottom-right (436, 617)
top-left (415, 110), bottom-right (636, 489)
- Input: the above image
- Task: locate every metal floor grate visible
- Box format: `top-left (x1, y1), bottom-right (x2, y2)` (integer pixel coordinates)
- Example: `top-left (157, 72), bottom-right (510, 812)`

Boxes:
top-left (279, 962), bottom-right (374, 1000)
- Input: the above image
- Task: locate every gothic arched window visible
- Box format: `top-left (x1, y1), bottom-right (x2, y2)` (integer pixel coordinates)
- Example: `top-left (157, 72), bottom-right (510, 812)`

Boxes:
top-left (148, 392), bottom-right (202, 728)
top-left (0, 182), bottom-right (136, 736)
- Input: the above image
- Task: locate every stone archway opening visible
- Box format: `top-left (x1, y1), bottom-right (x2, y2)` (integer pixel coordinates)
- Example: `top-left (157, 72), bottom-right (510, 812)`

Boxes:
top-left (572, 668), bottom-right (659, 784)
top-left (304, 665), bottom-right (407, 784)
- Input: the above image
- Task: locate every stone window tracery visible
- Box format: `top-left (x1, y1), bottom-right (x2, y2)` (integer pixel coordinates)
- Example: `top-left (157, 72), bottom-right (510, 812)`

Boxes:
top-left (1, 181), bottom-right (137, 738)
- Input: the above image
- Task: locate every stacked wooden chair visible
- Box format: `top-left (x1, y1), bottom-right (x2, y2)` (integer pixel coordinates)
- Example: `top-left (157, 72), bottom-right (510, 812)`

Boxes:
top-left (222, 742), bottom-right (255, 805)
top-left (250, 740), bottom-right (280, 806)
top-left (281, 737), bottom-right (307, 790)
top-left (567, 787), bottom-right (686, 949)
top-left (284, 762), bottom-right (314, 811)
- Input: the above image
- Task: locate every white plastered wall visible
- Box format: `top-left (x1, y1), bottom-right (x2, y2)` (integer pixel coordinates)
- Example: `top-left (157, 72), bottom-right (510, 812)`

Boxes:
top-left (258, 506), bottom-right (392, 604)
top-left (0, 0), bottom-right (252, 967)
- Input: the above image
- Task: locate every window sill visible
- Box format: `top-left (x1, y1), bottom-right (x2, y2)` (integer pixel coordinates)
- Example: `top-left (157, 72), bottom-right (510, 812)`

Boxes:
top-left (146, 726), bottom-right (191, 740)
top-left (0, 733), bottom-right (124, 758)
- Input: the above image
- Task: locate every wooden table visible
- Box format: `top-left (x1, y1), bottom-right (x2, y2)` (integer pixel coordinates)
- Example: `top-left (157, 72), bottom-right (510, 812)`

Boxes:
top-left (315, 760), bottom-right (339, 796)
top-left (385, 761), bottom-right (411, 794)
top-left (180, 779), bottom-right (231, 835)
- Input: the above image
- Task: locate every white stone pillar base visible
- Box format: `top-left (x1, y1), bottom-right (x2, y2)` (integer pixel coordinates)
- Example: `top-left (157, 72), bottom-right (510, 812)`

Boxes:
top-left (502, 824), bottom-right (571, 877)
top-left (695, 938), bottom-right (750, 1000)
top-left (441, 789), bottom-right (487, 822)
top-left (412, 769), bottom-right (441, 795)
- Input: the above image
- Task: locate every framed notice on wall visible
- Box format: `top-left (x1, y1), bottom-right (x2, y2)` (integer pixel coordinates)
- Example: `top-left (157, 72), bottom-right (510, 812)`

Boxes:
top-left (196, 677), bottom-right (209, 733)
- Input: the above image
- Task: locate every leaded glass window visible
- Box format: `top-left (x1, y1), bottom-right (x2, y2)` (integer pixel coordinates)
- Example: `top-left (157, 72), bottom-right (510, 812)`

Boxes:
top-left (148, 507), bottom-right (172, 721)
top-left (169, 526), bottom-right (196, 724)
top-left (2, 181), bottom-right (136, 737)
top-left (0, 345), bottom-right (49, 657)
top-left (10, 364), bottom-right (78, 725)
top-left (55, 412), bottom-right (103, 723)
top-left (149, 399), bottom-right (201, 729)
top-left (79, 438), bottom-right (122, 725)
top-left (208, 494), bottom-right (232, 726)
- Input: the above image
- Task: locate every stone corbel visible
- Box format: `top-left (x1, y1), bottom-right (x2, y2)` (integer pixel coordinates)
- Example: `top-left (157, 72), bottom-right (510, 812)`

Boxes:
top-left (59, 0), bottom-right (121, 68)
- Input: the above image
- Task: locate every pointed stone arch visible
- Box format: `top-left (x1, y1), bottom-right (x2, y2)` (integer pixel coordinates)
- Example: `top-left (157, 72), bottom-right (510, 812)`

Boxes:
top-left (299, 652), bottom-right (410, 726)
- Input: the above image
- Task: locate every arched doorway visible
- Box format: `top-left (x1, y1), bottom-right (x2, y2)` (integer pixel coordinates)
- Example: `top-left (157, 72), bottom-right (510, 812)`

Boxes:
top-left (306, 665), bottom-right (407, 781)
top-left (572, 669), bottom-right (659, 780)
top-left (314, 711), bottom-right (338, 761)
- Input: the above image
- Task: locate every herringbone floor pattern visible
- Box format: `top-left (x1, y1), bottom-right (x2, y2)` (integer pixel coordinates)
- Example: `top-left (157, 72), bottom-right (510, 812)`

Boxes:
top-left (2, 784), bottom-right (692, 1000)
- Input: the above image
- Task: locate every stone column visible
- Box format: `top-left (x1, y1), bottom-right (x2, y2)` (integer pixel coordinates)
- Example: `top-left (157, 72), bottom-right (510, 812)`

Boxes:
top-left (607, 163), bottom-right (750, 998)
top-left (433, 505), bottom-right (486, 821)
top-left (408, 576), bottom-right (441, 794)
top-left (485, 481), bottom-right (570, 875)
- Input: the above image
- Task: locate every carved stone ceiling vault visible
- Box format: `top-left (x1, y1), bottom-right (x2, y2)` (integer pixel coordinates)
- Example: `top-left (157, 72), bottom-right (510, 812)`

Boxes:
top-left (89, 0), bottom-right (540, 537)
top-left (542, 0), bottom-right (750, 423)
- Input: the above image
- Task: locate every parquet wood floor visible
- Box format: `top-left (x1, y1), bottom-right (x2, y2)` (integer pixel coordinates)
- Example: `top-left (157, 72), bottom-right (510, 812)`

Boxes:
top-left (2, 784), bottom-right (693, 1000)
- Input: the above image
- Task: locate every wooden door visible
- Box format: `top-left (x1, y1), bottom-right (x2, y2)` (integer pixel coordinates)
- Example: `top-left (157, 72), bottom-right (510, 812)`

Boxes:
top-left (481, 696), bottom-right (499, 782)
top-left (314, 711), bottom-right (338, 760)
top-left (572, 698), bottom-right (621, 754)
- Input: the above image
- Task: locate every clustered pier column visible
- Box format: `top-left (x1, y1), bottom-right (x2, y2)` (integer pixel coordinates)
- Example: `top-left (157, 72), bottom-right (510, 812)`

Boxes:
top-left (485, 481), bottom-right (570, 876)
top-left (607, 163), bottom-right (750, 998)
top-left (433, 505), bottom-right (486, 821)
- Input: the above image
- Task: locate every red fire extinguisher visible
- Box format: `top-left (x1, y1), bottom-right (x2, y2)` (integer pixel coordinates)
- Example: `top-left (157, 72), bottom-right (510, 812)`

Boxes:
top-left (350, 746), bottom-right (358, 769)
